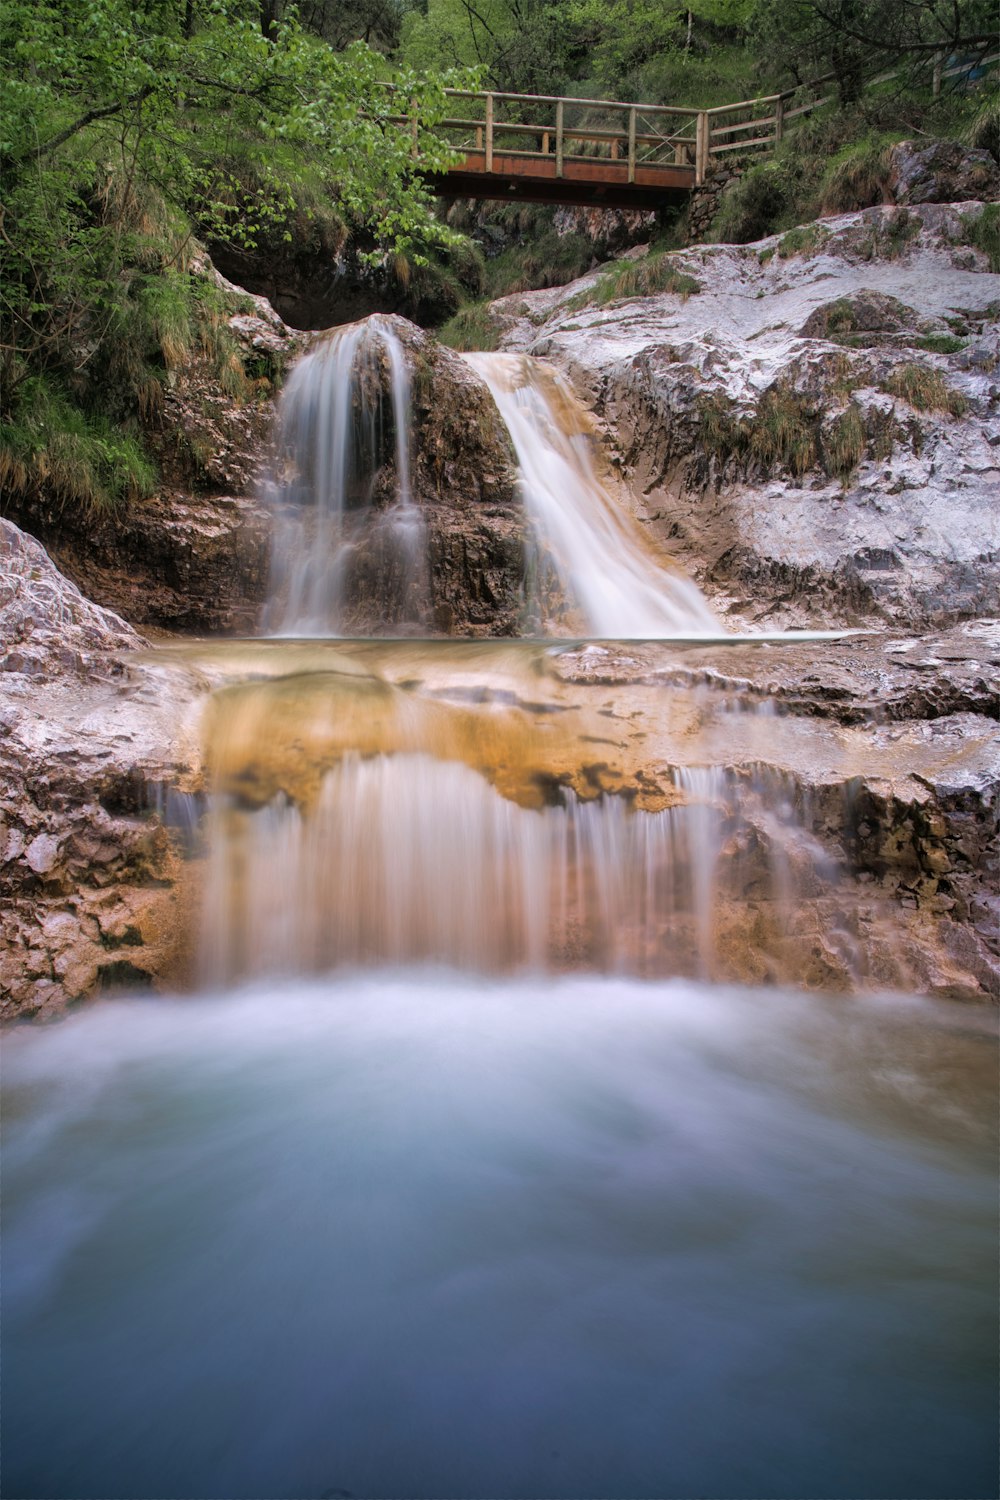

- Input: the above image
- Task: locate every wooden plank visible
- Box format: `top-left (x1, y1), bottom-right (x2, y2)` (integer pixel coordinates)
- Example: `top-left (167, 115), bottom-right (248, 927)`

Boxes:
top-left (710, 114), bottom-right (777, 139)
top-left (709, 135), bottom-right (774, 153)
top-left (444, 151), bottom-right (694, 187)
top-left (485, 93), bottom-right (493, 173)
top-left (556, 99), bottom-right (564, 177)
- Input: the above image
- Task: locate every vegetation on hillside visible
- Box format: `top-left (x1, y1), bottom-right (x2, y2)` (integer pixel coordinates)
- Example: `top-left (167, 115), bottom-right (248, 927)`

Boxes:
top-left (1, 0), bottom-right (996, 499)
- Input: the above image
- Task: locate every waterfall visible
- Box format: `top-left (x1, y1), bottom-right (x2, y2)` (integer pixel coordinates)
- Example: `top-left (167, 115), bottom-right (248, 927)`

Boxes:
top-left (199, 750), bottom-right (817, 986)
top-left (263, 314), bottom-right (427, 636)
top-left (466, 353), bottom-right (720, 637)
top-left (262, 316), bottom-right (720, 640)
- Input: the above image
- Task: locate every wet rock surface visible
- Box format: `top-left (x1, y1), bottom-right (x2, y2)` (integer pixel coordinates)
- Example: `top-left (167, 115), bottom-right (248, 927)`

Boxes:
top-left (1, 522), bottom-right (198, 1021)
top-left (494, 201), bottom-right (1000, 632)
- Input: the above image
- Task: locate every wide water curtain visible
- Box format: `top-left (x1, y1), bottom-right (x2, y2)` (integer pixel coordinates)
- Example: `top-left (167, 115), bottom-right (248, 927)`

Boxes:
top-left (265, 317), bottom-right (426, 636)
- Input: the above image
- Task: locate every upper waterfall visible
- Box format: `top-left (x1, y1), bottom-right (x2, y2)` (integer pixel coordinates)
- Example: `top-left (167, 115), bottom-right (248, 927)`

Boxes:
top-left (261, 315), bottom-right (721, 640)
top-left (466, 353), bottom-right (720, 638)
top-left (263, 314), bottom-right (428, 636)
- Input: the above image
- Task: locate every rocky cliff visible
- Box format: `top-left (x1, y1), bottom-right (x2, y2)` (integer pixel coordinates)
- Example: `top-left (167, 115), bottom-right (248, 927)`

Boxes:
top-left (491, 199), bottom-right (999, 632)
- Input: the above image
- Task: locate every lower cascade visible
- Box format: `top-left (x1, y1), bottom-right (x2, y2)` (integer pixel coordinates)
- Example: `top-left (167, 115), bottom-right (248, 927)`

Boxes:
top-left (202, 754), bottom-right (806, 984)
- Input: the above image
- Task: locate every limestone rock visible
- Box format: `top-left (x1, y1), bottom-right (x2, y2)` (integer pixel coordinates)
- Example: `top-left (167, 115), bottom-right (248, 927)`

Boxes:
top-left (494, 200), bottom-right (1000, 631)
top-left (888, 140), bottom-right (1000, 206)
top-left (1, 522), bottom-right (197, 1021)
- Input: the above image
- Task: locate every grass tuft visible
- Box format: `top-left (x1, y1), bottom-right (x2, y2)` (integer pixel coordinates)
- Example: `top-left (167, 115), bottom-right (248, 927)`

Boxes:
top-left (881, 364), bottom-right (968, 416)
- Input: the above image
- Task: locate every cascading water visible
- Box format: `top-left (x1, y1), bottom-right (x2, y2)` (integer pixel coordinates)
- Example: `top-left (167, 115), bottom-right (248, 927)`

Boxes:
top-left (263, 315), bottom-right (427, 635)
top-left (466, 353), bottom-right (720, 637)
top-left (7, 315), bottom-right (996, 1500)
top-left (201, 753), bottom-right (783, 984)
top-left (262, 315), bottom-right (720, 640)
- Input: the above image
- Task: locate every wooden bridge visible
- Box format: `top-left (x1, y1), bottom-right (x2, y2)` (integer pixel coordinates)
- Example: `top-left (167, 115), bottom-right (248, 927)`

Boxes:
top-left (391, 52), bottom-right (997, 210)
top-left (393, 83), bottom-right (829, 209)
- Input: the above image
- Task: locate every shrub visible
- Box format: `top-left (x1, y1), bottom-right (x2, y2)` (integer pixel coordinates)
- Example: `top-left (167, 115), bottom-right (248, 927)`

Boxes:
top-left (438, 303), bottom-right (502, 352)
top-left (0, 376), bottom-right (157, 512)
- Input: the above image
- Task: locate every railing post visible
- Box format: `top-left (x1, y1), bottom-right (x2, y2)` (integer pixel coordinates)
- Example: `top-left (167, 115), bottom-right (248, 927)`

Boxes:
top-left (476, 125), bottom-right (483, 151)
top-left (485, 92), bottom-right (494, 173)
top-left (695, 110), bottom-right (709, 185)
top-left (555, 99), bottom-right (564, 177)
top-left (774, 94), bottom-right (784, 145)
top-left (542, 130), bottom-right (550, 155)
top-left (627, 106), bottom-right (636, 183)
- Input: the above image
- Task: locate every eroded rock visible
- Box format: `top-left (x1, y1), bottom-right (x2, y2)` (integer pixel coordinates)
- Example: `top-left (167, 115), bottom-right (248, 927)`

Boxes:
top-left (1, 522), bottom-right (198, 1021)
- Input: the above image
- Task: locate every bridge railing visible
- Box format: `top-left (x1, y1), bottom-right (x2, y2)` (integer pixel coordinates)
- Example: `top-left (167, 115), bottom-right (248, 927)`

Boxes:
top-left (390, 88), bottom-right (703, 183)
top-left (704, 50), bottom-right (998, 166)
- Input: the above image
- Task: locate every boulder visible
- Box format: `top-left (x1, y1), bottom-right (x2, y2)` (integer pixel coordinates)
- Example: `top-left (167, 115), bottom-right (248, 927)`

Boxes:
top-left (889, 139), bottom-right (1000, 206)
top-left (1, 521), bottom-right (196, 1021)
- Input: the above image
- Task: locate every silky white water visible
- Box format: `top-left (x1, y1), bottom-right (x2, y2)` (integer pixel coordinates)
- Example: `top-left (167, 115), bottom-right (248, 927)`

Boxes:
top-left (466, 352), bottom-right (720, 637)
top-left (3, 976), bottom-right (996, 1500)
top-left (264, 315), bottom-right (426, 635)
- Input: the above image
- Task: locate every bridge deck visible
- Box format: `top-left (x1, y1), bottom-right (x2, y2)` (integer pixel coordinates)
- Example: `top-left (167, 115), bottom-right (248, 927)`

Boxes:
top-left (431, 152), bottom-right (694, 209)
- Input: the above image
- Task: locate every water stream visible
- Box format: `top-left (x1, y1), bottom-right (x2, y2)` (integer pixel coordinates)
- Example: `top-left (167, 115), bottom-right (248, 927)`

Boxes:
top-left (4, 316), bottom-right (996, 1499)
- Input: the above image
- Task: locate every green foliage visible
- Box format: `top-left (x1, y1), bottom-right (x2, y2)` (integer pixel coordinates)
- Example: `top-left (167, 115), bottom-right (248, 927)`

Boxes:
top-left (817, 136), bottom-right (898, 214)
top-left (438, 301), bottom-right (503, 350)
top-left (881, 364), bottom-right (969, 416)
top-left (0, 375), bottom-right (156, 512)
top-left (777, 223), bottom-right (827, 258)
top-left (712, 159), bottom-right (797, 243)
top-left (566, 252), bottom-right (701, 308)
top-left (960, 204), bottom-right (1000, 272)
top-left (963, 88), bottom-right (999, 162)
top-left (0, 0), bottom-right (475, 512)
top-left (485, 231), bottom-right (596, 299)
top-left (914, 334), bottom-right (967, 354)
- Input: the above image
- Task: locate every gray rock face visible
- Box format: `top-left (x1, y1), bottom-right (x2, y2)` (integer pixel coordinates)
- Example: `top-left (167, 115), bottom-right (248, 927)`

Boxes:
top-left (1, 522), bottom-right (194, 1020)
top-left (494, 201), bottom-right (1000, 631)
top-left (888, 139), bottom-right (1000, 206)
top-left (1, 519), bottom-right (141, 674)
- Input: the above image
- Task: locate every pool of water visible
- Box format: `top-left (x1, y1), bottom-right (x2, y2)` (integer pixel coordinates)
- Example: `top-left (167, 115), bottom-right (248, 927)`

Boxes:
top-left (3, 975), bottom-right (996, 1499)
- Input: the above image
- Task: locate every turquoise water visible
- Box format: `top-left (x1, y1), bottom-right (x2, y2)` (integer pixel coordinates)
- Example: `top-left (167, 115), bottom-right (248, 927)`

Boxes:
top-left (3, 975), bottom-right (997, 1499)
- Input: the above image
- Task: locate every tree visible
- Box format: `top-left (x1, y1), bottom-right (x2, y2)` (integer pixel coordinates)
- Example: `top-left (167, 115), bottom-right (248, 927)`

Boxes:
top-left (0, 0), bottom-right (466, 403)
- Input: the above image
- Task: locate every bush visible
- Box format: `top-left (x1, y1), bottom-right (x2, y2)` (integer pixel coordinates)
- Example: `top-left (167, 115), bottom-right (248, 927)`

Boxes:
top-left (711, 161), bottom-right (797, 244)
